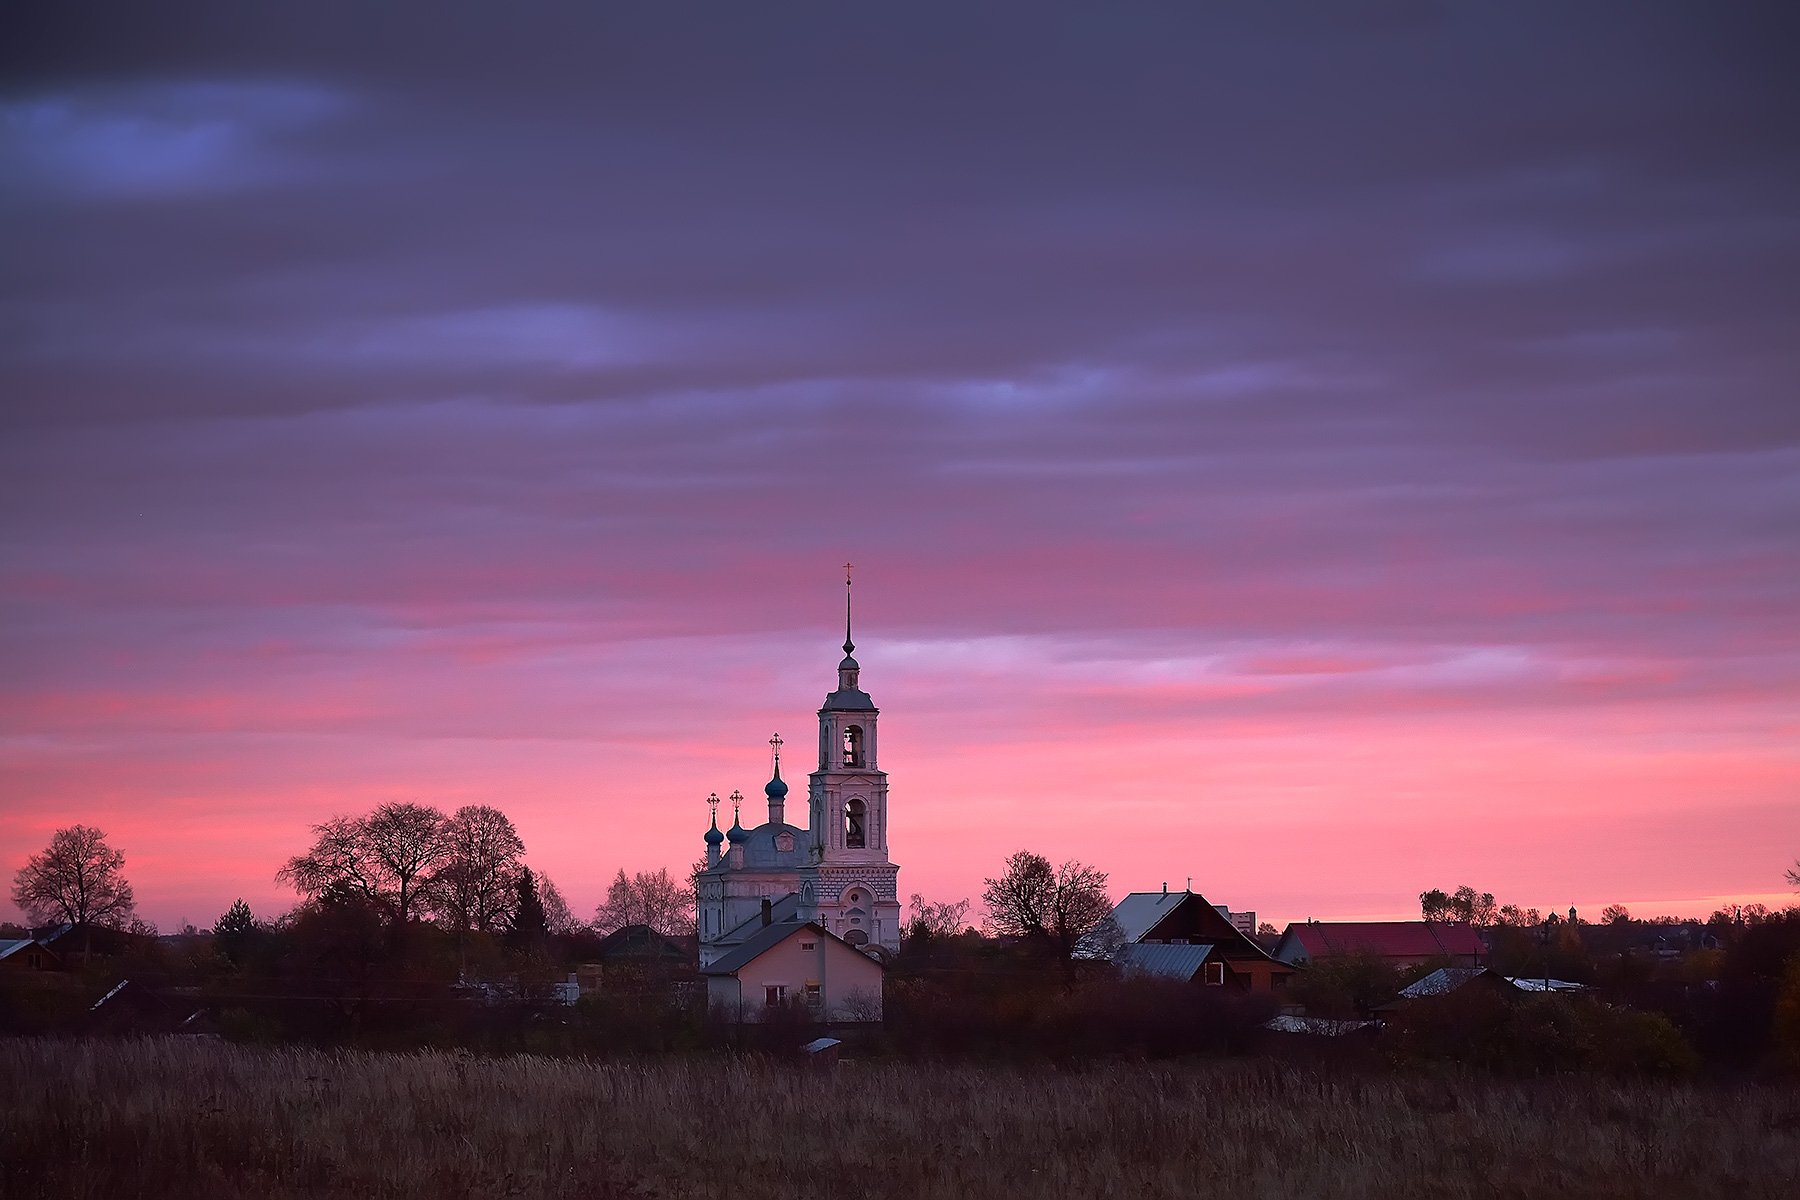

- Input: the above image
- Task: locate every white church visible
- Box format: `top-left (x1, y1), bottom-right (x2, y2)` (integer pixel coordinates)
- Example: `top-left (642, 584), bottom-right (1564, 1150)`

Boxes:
top-left (695, 578), bottom-right (902, 969)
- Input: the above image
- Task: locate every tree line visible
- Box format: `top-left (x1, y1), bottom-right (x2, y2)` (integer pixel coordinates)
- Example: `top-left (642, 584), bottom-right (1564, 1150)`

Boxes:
top-left (8, 809), bottom-right (699, 947)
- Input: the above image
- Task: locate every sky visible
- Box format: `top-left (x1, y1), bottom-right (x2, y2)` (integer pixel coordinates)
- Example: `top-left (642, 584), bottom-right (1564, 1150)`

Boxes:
top-left (3, 2), bottom-right (1797, 933)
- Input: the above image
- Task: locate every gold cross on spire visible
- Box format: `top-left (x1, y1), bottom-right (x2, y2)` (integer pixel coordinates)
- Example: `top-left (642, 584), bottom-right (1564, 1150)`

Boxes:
top-left (843, 561), bottom-right (854, 585)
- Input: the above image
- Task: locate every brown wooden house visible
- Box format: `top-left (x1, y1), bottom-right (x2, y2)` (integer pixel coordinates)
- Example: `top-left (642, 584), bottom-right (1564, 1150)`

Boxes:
top-left (1095, 889), bottom-right (1295, 993)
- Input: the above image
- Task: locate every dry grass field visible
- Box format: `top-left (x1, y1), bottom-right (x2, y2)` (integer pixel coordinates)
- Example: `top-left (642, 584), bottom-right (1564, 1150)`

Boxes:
top-left (2, 1037), bottom-right (1795, 1199)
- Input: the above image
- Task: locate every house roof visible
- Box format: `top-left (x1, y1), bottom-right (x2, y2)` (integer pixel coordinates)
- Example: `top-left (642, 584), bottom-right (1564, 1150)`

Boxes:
top-left (700, 920), bottom-right (882, 977)
top-left (0, 939), bottom-right (37, 961)
top-left (1505, 976), bottom-right (1588, 992)
top-left (714, 892), bottom-right (804, 945)
top-left (1116, 942), bottom-right (1215, 981)
top-left (1399, 966), bottom-right (1491, 998)
top-left (1265, 1014), bottom-right (1380, 1036)
top-left (1281, 921), bottom-right (1485, 960)
top-left (1110, 892), bottom-right (1191, 943)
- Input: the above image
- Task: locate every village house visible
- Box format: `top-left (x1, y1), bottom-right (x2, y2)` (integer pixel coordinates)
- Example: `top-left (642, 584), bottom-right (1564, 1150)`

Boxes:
top-left (699, 919), bottom-right (883, 1022)
top-left (0, 938), bottom-right (62, 972)
top-left (1099, 887), bottom-right (1295, 993)
top-left (1273, 920), bottom-right (1485, 970)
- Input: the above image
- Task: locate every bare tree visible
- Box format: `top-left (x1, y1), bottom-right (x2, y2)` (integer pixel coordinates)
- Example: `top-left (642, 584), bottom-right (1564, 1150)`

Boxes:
top-left (594, 868), bottom-right (695, 938)
top-left (905, 893), bottom-right (971, 939)
top-left (11, 825), bottom-right (137, 946)
top-left (432, 805), bottom-right (526, 933)
top-left (1600, 904), bottom-right (1631, 925)
top-left (982, 850), bottom-right (1114, 962)
top-left (537, 872), bottom-right (580, 935)
top-left (1497, 904), bottom-right (1543, 926)
top-left (278, 802), bottom-right (452, 925)
top-left (1788, 859), bottom-right (1799, 889)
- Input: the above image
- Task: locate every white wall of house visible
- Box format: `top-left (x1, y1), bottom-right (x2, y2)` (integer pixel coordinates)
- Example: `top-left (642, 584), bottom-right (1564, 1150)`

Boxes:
top-left (708, 929), bottom-right (884, 1022)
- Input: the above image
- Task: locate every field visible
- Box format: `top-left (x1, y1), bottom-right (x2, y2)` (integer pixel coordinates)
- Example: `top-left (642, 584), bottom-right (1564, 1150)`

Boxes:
top-left (2, 1038), bottom-right (1795, 1199)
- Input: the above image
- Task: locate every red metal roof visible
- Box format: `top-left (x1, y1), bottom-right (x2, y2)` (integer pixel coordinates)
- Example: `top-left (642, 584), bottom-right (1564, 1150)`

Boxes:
top-left (1282, 921), bottom-right (1484, 959)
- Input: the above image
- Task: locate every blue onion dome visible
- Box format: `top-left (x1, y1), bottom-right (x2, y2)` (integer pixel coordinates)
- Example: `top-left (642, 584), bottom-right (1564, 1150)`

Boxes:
top-left (704, 820), bottom-right (724, 847)
top-left (726, 815), bottom-right (749, 844)
top-left (765, 763), bottom-right (789, 802)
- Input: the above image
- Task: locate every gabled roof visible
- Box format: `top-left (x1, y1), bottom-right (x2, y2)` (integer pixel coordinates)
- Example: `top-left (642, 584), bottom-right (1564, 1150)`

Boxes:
top-left (1098, 890), bottom-right (1288, 969)
top-left (1110, 892), bottom-right (1191, 943)
top-left (1505, 976), bottom-right (1588, 992)
top-left (714, 893), bottom-right (804, 946)
top-left (1265, 1014), bottom-right (1380, 1036)
top-left (699, 920), bottom-right (884, 977)
top-left (1399, 966), bottom-right (1491, 998)
top-left (0, 939), bottom-right (38, 961)
top-left (1280, 921), bottom-right (1484, 960)
top-left (1116, 942), bottom-right (1215, 981)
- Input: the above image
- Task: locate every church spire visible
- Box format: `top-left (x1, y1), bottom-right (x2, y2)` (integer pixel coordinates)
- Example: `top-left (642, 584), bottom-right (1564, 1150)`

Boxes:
top-left (842, 561), bottom-right (855, 659)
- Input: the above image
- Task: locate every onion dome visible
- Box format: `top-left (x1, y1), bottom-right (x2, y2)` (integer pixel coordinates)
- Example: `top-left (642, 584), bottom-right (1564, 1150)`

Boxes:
top-left (726, 789), bottom-right (749, 844)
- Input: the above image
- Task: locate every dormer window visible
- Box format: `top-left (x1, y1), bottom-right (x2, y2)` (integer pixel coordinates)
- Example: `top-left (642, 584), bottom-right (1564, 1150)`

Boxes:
top-left (843, 724), bottom-right (865, 767)
top-left (845, 798), bottom-right (866, 848)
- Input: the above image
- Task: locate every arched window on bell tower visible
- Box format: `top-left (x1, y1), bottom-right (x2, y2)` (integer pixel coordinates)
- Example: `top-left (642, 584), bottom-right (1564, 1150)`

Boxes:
top-left (843, 724), bottom-right (865, 768)
top-left (845, 797), bottom-right (866, 848)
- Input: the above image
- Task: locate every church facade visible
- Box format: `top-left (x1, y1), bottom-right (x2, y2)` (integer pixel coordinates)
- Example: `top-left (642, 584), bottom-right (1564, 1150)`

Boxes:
top-left (696, 590), bottom-right (902, 967)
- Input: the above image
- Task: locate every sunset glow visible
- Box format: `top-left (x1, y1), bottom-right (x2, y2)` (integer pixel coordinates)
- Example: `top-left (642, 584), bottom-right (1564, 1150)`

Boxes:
top-left (3, 5), bottom-right (1796, 933)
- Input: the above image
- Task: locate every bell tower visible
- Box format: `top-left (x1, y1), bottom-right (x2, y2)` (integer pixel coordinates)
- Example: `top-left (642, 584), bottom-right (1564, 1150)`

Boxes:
top-left (804, 564), bottom-right (901, 952)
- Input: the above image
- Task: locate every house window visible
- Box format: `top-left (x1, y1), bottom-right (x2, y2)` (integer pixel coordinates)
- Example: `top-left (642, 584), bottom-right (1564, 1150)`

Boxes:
top-left (764, 985), bottom-right (787, 1006)
top-left (800, 941), bottom-right (816, 952)
top-left (1204, 962), bottom-right (1225, 987)
top-left (804, 983), bottom-right (822, 1006)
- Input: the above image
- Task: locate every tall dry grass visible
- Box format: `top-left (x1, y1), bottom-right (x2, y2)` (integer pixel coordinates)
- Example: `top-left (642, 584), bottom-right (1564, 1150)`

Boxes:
top-left (2, 1037), bottom-right (1795, 1199)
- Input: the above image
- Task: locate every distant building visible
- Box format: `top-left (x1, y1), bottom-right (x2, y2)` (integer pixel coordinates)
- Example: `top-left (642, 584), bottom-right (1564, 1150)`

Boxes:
top-left (1213, 906), bottom-right (1257, 936)
top-left (695, 579), bottom-right (901, 966)
top-left (1375, 966), bottom-right (1587, 1011)
top-left (574, 924), bottom-right (695, 996)
top-left (0, 938), bottom-right (61, 971)
top-left (1098, 888), bottom-right (1294, 993)
top-left (1273, 921), bottom-right (1484, 970)
top-left (699, 919), bottom-right (884, 1022)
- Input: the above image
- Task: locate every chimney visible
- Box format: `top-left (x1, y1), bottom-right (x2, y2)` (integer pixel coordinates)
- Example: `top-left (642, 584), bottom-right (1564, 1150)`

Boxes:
top-left (761, 898), bottom-right (772, 927)
top-left (1162, 881), bottom-right (1168, 897)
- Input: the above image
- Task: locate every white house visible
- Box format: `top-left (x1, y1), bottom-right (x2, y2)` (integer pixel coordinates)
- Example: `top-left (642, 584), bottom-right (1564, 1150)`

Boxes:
top-left (699, 919), bottom-right (884, 1022)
